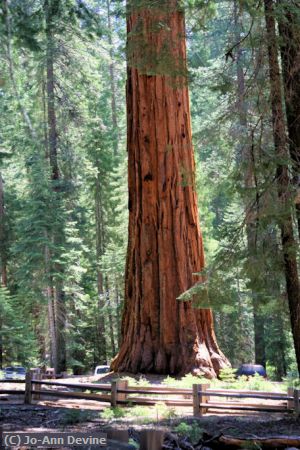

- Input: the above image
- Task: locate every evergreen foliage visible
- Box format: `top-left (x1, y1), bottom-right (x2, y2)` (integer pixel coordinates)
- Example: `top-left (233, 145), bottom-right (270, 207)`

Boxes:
top-left (0, 0), bottom-right (298, 379)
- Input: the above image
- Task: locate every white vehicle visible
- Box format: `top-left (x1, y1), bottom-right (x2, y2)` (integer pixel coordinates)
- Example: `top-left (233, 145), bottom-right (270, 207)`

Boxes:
top-left (94, 365), bottom-right (110, 376)
top-left (4, 366), bottom-right (26, 380)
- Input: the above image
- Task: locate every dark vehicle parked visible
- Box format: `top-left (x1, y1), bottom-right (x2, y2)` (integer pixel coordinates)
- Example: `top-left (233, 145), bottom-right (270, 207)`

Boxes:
top-left (236, 364), bottom-right (267, 378)
top-left (4, 366), bottom-right (26, 380)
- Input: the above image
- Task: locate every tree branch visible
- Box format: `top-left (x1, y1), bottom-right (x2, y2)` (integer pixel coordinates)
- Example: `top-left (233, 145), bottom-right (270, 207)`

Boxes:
top-left (225, 19), bottom-right (254, 61)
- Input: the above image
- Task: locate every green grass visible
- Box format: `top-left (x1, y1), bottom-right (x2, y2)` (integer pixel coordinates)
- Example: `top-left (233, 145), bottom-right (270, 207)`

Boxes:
top-left (162, 373), bottom-right (207, 388)
top-left (100, 406), bottom-right (126, 420)
top-left (125, 405), bottom-right (153, 424)
top-left (163, 373), bottom-right (286, 392)
top-left (115, 372), bottom-right (289, 393)
top-left (100, 402), bottom-right (178, 423)
top-left (119, 376), bottom-right (151, 387)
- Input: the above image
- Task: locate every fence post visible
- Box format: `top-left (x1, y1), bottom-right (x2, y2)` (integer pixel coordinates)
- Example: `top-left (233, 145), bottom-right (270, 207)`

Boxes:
top-left (200, 384), bottom-right (210, 415)
top-left (32, 373), bottom-right (42, 401)
top-left (287, 387), bottom-right (294, 410)
top-left (140, 429), bottom-right (165, 450)
top-left (24, 372), bottom-right (32, 405)
top-left (117, 380), bottom-right (128, 404)
top-left (193, 384), bottom-right (200, 416)
top-left (193, 384), bottom-right (209, 417)
top-left (111, 381), bottom-right (118, 407)
top-left (294, 389), bottom-right (300, 417)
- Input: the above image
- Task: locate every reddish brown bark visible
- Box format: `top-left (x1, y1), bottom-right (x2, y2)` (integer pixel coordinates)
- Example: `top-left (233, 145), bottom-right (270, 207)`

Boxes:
top-left (111, 2), bottom-right (229, 377)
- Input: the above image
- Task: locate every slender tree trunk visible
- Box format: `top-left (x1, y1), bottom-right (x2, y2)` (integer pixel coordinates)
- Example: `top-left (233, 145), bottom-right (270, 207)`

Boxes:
top-left (278, 2), bottom-right (300, 239)
top-left (48, 294), bottom-right (57, 369)
top-left (33, 305), bottom-right (47, 365)
top-left (0, 316), bottom-right (2, 369)
top-left (264, 0), bottom-right (300, 374)
top-left (234, 1), bottom-right (266, 367)
top-left (112, 1), bottom-right (229, 376)
top-left (95, 169), bottom-right (107, 363)
top-left (265, 229), bottom-right (288, 380)
top-left (105, 276), bottom-right (116, 357)
top-left (45, 0), bottom-right (66, 373)
top-left (271, 310), bottom-right (288, 379)
top-left (106, 0), bottom-right (119, 156)
top-left (252, 306), bottom-right (266, 367)
top-left (0, 173), bottom-right (6, 370)
top-left (115, 280), bottom-right (122, 346)
top-left (55, 282), bottom-right (66, 373)
top-left (0, 173), bottom-right (7, 287)
top-left (46, 4), bottom-right (59, 183)
top-left (44, 234), bottom-right (57, 369)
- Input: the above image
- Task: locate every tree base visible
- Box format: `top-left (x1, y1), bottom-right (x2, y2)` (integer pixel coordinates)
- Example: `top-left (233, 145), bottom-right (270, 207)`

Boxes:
top-left (111, 308), bottom-right (230, 378)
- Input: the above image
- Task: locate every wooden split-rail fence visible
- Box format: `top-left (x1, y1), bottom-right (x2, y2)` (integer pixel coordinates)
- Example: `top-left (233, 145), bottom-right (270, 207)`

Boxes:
top-left (0, 373), bottom-right (299, 417)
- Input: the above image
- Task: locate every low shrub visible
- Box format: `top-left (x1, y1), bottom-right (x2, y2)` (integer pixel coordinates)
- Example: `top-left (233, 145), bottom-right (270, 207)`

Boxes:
top-left (100, 407), bottom-right (126, 420)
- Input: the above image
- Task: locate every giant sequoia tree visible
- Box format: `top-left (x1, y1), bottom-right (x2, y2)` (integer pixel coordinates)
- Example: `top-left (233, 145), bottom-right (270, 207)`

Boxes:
top-left (111, 0), bottom-right (229, 376)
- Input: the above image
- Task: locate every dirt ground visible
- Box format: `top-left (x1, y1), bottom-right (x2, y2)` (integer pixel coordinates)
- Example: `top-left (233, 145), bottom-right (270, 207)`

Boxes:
top-left (0, 403), bottom-right (299, 436)
top-left (0, 374), bottom-right (299, 448)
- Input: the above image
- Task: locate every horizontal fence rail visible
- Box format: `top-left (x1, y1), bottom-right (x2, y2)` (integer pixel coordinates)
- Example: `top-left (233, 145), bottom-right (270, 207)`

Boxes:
top-left (0, 373), bottom-right (299, 417)
top-left (0, 379), bottom-right (25, 383)
top-left (32, 380), bottom-right (112, 391)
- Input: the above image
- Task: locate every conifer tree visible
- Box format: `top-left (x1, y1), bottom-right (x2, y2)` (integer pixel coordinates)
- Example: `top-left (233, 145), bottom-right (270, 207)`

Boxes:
top-left (264, 0), bottom-right (300, 374)
top-left (112, 0), bottom-right (229, 376)
top-left (278, 1), bottom-right (300, 239)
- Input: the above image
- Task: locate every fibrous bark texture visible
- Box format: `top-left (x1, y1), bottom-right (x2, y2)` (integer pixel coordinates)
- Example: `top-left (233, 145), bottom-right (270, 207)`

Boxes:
top-left (112, 2), bottom-right (229, 377)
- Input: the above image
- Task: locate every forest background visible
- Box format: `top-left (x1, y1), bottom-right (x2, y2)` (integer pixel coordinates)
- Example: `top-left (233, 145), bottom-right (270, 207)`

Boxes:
top-left (0, 0), bottom-right (299, 381)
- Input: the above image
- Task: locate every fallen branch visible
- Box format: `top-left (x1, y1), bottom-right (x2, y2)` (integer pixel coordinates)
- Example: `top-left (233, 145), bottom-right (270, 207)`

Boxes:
top-left (206, 434), bottom-right (300, 449)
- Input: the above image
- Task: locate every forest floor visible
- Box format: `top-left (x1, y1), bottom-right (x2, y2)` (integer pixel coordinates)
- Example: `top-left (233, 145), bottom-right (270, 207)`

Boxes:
top-left (0, 403), bottom-right (300, 448)
top-left (1, 374), bottom-right (299, 448)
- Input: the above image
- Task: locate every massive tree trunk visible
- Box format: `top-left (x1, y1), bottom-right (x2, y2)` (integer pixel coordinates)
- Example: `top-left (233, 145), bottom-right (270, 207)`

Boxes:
top-left (264, 0), bottom-right (300, 374)
top-left (112, 1), bottom-right (229, 377)
top-left (278, 1), bottom-right (300, 239)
